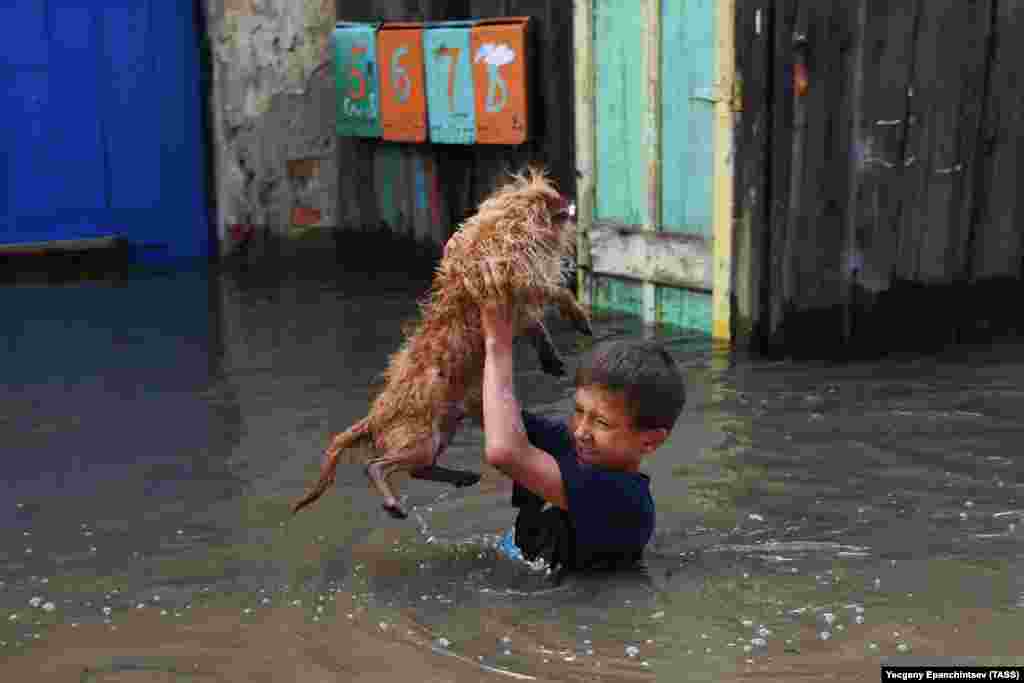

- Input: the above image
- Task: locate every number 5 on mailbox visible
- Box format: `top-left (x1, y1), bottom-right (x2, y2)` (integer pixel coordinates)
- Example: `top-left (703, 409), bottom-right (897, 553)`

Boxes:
top-left (334, 22), bottom-right (382, 137)
top-left (378, 23), bottom-right (428, 143)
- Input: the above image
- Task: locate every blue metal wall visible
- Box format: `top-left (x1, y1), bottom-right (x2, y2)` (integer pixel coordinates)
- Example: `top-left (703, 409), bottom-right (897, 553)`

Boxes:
top-left (0, 2), bottom-right (211, 262)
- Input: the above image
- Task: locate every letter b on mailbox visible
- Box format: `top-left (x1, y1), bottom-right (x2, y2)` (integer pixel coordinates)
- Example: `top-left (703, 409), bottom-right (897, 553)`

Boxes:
top-left (471, 17), bottom-right (531, 145)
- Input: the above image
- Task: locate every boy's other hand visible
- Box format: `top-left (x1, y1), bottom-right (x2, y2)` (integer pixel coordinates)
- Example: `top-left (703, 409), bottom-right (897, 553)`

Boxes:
top-left (465, 258), bottom-right (516, 345)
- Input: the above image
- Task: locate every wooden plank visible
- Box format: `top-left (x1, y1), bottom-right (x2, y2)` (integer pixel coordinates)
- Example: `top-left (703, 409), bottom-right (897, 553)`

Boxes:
top-left (845, 0), bottom-right (920, 298)
top-left (788, 0), bottom-right (850, 314)
top-left (658, 285), bottom-right (713, 334)
top-left (643, 0), bottom-right (661, 233)
top-left (660, 0), bottom-right (715, 237)
top-left (711, 0), bottom-right (737, 342)
top-left (944, 0), bottom-right (993, 281)
top-left (732, 0), bottom-right (773, 347)
top-left (766, 0), bottom-right (799, 337)
top-left (0, 235), bottom-right (122, 256)
top-left (374, 143), bottom-right (402, 228)
top-left (594, 0), bottom-right (645, 225)
top-left (841, 0), bottom-right (869, 341)
top-left (918, 0), bottom-right (988, 282)
top-left (541, 0), bottom-right (577, 192)
top-left (640, 0), bottom-right (660, 325)
top-left (897, 0), bottom-right (982, 283)
top-left (971, 2), bottom-right (1024, 279)
top-left (574, 0), bottom-right (595, 308)
top-left (593, 275), bottom-right (644, 319)
top-left (589, 221), bottom-right (711, 291)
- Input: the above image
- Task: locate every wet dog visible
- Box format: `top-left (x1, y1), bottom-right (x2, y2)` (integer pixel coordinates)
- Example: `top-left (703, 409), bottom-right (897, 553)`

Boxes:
top-left (292, 168), bottom-right (592, 519)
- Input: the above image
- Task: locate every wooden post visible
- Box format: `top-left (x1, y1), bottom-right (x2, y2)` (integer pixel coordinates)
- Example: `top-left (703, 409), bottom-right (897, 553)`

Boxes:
top-left (574, 0), bottom-right (595, 309)
top-left (712, 0), bottom-right (737, 343)
top-left (642, 0), bottom-right (661, 333)
top-left (843, 0), bottom-right (869, 343)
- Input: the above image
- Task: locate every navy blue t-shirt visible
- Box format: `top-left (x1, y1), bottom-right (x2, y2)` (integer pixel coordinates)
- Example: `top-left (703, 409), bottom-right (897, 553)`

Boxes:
top-left (519, 410), bottom-right (655, 569)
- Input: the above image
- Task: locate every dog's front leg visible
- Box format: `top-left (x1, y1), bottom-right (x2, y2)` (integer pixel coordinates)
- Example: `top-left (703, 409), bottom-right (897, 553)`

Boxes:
top-left (409, 402), bottom-right (481, 490)
top-left (526, 318), bottom-right (567, 377)
top-left (545, 286), bottom-right (594, 337)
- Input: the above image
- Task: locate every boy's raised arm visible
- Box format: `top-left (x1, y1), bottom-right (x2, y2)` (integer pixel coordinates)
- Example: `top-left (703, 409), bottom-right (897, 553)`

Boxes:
top-left (474, 262), bottom-right (568, 510)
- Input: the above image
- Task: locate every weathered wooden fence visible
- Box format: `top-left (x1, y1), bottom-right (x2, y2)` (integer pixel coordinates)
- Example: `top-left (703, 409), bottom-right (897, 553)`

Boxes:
top-left (332, 0), bottom-right (575, 257)
top-left (734, 0), bottom-right (1024, 355)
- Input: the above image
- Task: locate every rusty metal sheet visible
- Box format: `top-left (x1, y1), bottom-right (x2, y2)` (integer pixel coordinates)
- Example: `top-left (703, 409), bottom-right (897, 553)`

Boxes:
top-left (334, 22), bottom-right (381, 137)
top-left (423, 21), bottom-right (476, 144)
top-left (471, 17), bottom-right (530, 145)
top-left (377, 23), bottom-right (428, 143)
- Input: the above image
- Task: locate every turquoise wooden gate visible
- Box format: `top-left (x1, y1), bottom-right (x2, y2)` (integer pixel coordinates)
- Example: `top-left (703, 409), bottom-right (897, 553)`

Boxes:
top-left (0, 2), bottom-right (211, 263)
top-left (575, 0), bottom-right (735, 339)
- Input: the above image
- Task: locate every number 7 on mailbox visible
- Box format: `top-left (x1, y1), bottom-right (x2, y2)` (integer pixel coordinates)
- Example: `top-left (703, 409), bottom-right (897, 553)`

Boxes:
top-left (423, 23), bottom-right (476, 145)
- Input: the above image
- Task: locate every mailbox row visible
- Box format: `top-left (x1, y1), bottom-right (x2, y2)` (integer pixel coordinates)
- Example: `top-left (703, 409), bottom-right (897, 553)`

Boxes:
top-left (335, 18), bottom-right (532, 145)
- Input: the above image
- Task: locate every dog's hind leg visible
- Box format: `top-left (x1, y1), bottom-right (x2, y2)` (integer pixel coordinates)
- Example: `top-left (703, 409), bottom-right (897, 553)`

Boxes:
top-left (410, 404), bottom-right (481, 488)
top-left (292, 416), bottom-right (372, 515)
top-left (367, 442), bottom-right (434, 520)
top-left (526, 318), bottom-right (566, 377)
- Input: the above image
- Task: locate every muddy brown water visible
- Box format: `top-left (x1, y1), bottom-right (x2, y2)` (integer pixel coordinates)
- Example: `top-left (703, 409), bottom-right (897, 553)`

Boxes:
top-left (2, 262), bottom-right (1023, 681)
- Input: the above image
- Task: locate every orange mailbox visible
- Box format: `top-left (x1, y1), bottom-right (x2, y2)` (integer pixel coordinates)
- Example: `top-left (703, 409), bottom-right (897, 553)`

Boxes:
top-left (377, 23), bottom-right (428, 143)
top-left (471, 17), bottom-right (531, 145)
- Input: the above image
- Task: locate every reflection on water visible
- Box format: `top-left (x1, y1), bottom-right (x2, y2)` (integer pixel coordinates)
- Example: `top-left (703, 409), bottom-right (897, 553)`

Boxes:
top-left (1, 262), bottom-right (1023, 679)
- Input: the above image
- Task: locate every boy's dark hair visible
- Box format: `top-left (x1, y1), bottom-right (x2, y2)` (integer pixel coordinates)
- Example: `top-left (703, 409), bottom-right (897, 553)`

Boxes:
top-left (573, 339), bottom-right (686, 431)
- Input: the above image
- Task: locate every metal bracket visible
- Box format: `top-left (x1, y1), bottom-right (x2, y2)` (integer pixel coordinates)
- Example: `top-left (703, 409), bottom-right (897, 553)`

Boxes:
top-left (690, 86), bottom-right (721, 103)
top-left (690, 81), bottom-right (743, 112)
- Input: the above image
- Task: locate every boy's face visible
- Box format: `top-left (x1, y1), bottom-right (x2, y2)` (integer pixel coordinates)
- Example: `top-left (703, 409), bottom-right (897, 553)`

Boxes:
top-left (570, 385), bottom-right (668, 472)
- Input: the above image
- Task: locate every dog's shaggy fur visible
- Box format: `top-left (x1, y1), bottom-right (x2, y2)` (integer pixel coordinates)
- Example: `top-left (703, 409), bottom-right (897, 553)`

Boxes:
top-left (292, 168), bottom-right (592, 519)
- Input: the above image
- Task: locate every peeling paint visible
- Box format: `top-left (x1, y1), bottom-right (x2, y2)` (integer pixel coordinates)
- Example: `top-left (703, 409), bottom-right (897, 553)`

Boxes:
top-left (207, 0), bottom-right (337, 256)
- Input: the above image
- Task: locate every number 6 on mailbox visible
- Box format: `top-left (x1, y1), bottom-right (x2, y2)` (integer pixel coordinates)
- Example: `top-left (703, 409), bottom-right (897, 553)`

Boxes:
top-left (377, 23), bottom-right (428, 143)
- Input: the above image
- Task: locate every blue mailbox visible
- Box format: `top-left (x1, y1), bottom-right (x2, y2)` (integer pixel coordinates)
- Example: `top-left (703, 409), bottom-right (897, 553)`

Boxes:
top-left (422, 21), bottom-right (477, 144)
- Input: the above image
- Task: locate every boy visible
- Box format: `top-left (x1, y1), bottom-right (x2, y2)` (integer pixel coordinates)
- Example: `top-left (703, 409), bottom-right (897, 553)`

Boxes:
top-left (472, 262), bottom-right (686, 574)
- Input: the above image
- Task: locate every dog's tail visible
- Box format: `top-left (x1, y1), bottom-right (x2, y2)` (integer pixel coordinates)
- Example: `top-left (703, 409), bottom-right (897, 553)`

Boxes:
top-left (292, 416), bottom-right (372, 515)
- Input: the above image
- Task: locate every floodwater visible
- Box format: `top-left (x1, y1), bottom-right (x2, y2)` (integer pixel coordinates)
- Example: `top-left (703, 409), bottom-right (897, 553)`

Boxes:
top-left (2, 258), bottom-right (1023, 682)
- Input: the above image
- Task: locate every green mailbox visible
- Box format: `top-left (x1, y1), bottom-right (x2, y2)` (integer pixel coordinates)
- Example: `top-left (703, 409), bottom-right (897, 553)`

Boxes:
top-left (334, 22), bottom-right (382, 137)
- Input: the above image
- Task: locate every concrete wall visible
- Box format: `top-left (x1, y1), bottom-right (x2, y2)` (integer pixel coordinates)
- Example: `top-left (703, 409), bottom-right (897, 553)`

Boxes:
top-left (205, 0), bottom-right (338, 258)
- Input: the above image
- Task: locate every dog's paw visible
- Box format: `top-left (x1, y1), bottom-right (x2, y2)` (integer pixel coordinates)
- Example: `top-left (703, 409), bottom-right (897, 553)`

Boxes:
top-left (540, 353), bottom-right (567, 377)
top-left (453, 471), bottom-right (482, 488)
top-left (575, 316), bottom-right (595, 337)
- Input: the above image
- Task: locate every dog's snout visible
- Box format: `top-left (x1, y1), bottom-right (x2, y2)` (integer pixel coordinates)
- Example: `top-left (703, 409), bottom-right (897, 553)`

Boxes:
top-left (553, 198), bottom-right (576, 223)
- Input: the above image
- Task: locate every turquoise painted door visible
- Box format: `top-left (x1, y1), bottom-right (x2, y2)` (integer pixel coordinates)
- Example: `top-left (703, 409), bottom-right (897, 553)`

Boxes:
top-left (590, 0), bottom-right (716, 334)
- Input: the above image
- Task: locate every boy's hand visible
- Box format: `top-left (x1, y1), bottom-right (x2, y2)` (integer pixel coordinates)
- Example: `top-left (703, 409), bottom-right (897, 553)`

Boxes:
top-left (465, 259), bottom-right (516, 345)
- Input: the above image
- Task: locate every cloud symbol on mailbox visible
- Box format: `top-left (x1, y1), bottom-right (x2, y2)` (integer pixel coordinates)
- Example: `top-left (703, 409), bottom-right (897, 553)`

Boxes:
top-left (474, 43), bottom-right (516, 66)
